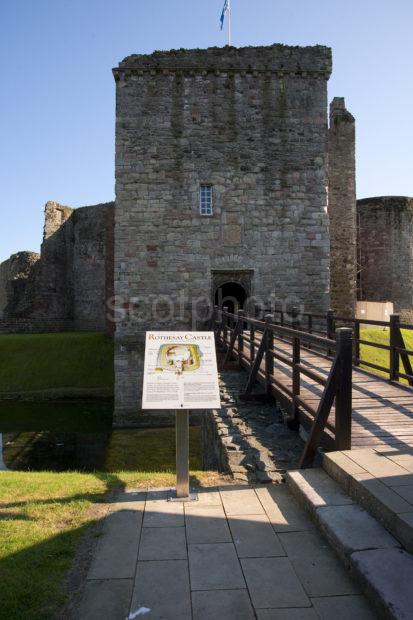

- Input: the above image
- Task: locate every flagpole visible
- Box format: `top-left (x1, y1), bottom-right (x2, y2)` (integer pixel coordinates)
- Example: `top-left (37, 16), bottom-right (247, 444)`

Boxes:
top-left (228, 0), bottom-right (232, 46)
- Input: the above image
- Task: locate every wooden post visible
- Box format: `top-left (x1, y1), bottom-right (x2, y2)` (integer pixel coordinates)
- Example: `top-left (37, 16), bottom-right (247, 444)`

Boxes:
top-left (292, 333), bottom-right (301, 429)
top-left (326, 309), bottom-right (335, 357)
top-left (213, 305), bottom-right (218, 333)
top-left (390, 314), bottom-right (400, 382)
top-left (250, 321), bottom-right (255, 364)
top-left (326, 309), bottom-right (335, 340)
top-left (354, 320), bottom-right (360, 365)
top-left (238, 309), bottom-right (245, 367)
top-left (265, 314), bottom-right (274, 396)
top-left (292, 306), bottom-right (300, 330)
top-left (335, 327), bottom-right (352, 451)
top-left (223, 305), bottom-right (229, 344)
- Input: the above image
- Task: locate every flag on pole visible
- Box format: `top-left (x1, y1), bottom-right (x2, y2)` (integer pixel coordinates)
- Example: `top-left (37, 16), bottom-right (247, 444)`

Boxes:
top-left (220, 0), bottom-right (229, 30)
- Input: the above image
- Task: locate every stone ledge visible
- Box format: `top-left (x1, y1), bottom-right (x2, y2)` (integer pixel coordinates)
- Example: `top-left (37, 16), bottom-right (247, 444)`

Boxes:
top-left (285, 467), bottom-right (413, 619)
top-left (351, 549), bottom-right (413, 620)
top-left (323, 450), bottom-right (413, 553)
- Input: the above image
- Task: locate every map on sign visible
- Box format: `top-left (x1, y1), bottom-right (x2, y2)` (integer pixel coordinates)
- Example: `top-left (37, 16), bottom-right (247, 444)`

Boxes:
top-left (142, 331), bottom-right (221, 410)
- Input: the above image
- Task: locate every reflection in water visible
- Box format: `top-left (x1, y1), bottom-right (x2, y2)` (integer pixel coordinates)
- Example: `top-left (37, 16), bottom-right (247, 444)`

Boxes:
top-left (0, 402), bottom-right (199, 473)
top-left (3, 431), bottom-right (110, 472)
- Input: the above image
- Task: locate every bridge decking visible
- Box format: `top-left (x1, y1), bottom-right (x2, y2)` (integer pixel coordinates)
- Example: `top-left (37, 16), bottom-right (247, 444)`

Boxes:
top-left (227, 332), bottom-right (413, 452)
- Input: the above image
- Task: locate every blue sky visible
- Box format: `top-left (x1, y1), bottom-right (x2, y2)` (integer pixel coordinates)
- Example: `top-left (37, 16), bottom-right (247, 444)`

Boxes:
top-left (0, 0), bottom-right (412, 261)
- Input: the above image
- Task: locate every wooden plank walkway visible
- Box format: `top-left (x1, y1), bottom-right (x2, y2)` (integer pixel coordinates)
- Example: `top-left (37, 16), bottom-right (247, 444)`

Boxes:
top-left (225, 332), bottom-right (413, 452)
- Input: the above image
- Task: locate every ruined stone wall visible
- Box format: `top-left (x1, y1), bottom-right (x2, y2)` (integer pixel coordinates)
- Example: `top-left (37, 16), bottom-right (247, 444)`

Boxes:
top-left (0, 201), bottom-right (115, 333)
top-left (0, 252), bottom-right (40, 318)
top-left (30, 201), bottom-right (75, 319)
top-left (357, 196), bottom-right (413, 322)
top-left (72, 204), bottom-right (113, 330)
top-left (113, 44), bottom-right (332, 423)
top-left (328, 98), bottom-right (356, 318)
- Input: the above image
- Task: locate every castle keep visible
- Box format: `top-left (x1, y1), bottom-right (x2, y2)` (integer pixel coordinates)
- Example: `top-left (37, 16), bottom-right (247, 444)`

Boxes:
top-left (113, 44), bottom-right (343, 424)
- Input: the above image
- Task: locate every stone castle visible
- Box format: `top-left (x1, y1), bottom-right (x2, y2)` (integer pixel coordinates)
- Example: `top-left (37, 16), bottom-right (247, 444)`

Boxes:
top-left (0, 44), bottom-right (410, 424)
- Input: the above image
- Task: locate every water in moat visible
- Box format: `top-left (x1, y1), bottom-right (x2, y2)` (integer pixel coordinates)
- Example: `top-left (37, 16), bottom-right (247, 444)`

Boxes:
top-left (0, 400), bottom-right (189, 472)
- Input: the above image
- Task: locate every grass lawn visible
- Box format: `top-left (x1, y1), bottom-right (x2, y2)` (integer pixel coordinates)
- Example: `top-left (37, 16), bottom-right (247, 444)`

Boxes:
top-left (0, 332), bottom-right (114, 393)
top-left (360, 328), bottom-right (413, 382)
top-left (0, 427), bottom-right (216, 620)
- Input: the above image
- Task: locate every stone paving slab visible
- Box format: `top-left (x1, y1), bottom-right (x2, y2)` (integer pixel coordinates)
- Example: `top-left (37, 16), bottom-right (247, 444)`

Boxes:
top-left (143, 498), bottom-right (184, 528)
top-left (255, 484), bottom-right (315, 532)
top-left (138, 525), bottom-right (187, 560)
top-left (185, 504), bottom-right (232, 544)
top-left (241, 556), bottom-right (311, 609)
top-left (220, 485), bottom-right (265, 515)
top-left (78, 483), bottom-right (378, 619)
top-left (256, 610), bottom-right (319, 620)
top-left (311, 594), bottom-right (378, 619)
top-left (192, 589), bottom-right (255, 620)
top-left (87, 509), bottom-right (142, 580)
top-left (188, 542), bottom-right (246, 590)
top-left (228, 513), bottom-right (285, 558)
top-left (279, 530), bottom-right (358, 597)
top-left (130, 560), bottom-right (191, 620)
top-left (77, 579), bottom-right (133, 620)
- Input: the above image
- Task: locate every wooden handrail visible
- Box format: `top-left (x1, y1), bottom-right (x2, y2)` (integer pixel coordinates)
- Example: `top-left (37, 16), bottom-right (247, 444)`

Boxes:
top-left (209, 305), bottom-right (413, 389)
top-left (213, 308), bottom-right (353, 467)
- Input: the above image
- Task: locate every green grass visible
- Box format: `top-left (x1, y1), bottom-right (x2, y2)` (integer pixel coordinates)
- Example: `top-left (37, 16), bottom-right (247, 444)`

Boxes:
top-left (0, 427), bottom-right (217, 619)
top-left (0, 332), bottom-right (114, 393)
top-left (359, 328), bottom-right (413, 382)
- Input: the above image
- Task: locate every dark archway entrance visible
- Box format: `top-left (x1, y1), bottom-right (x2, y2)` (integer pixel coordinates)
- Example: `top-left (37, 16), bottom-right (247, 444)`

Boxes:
top-left (214, 281), bottom-right (247, 315)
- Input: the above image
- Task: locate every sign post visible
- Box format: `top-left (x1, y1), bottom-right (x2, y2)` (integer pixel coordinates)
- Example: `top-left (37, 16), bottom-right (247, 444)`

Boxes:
top-left (142, 331), bottom-right (221, 501)
top-left (175, 409), bottom-right (190, 498)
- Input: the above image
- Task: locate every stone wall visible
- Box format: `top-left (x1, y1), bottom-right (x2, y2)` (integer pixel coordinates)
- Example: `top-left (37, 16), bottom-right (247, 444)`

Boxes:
top-left (0, 200), bottom-right (115, 333)
top-left (328, 97), bottom-right (357, 318)
top-left (113, 44), bottom-right (333, 424)
top-left (0, 251), bottom-right (40, 318)
top-left (357, 196), bottom-right (413, 322)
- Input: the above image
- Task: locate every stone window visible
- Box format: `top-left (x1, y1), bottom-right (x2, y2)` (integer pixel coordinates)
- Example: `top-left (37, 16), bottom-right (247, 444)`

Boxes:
top-left (200, 185), bottom-right (213, 216)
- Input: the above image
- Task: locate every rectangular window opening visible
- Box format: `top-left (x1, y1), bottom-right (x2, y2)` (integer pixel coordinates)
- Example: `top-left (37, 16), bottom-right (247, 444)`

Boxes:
top-left (200, 185), bottom-right (213, 216)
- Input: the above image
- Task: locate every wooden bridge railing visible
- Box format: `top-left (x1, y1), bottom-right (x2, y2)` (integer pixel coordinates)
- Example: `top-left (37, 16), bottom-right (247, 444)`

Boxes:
top-left (330, 313), bottom-right (413, 387)
top-left (212, 307), bottom-right (353, 468)
top-left (242, 307), bottom-right (413, 388)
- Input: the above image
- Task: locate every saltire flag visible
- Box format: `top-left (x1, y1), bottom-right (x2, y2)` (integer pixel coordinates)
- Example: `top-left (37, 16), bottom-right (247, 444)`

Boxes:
top-left (220, 0), bottom-right (229, 30)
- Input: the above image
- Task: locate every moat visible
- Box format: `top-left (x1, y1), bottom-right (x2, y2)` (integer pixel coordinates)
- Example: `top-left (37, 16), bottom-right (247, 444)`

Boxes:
top-left (0, 400), bottom-right (201, 472)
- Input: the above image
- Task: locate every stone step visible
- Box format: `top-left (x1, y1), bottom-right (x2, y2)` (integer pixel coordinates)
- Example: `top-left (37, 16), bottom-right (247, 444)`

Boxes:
top-left (286, 467), bottom-right (413, 620)
top-left (323, 450), bottom-right (413, 553)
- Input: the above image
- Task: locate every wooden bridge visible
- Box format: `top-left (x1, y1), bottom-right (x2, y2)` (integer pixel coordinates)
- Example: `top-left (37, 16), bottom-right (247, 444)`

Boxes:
top-left (211, 308), bottom-right (413, 467)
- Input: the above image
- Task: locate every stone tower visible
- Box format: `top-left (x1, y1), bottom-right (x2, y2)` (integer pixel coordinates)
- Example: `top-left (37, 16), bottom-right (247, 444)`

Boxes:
top-left (112, 44), bottom-right (333, 425)
top-left (357, 196), bottom-right (413, 322)
top-left (328, 97), bottom-right (357, 317)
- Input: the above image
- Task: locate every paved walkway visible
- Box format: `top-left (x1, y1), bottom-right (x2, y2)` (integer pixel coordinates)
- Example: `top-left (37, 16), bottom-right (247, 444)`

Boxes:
top-left (78, 484), bottom-right (378, 619)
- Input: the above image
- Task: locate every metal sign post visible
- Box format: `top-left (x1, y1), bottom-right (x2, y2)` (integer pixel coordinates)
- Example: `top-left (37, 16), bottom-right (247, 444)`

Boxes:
top-left (170, 409), bottom-right (197, 502)
top-left (175, 409), bottom-right (190, 498)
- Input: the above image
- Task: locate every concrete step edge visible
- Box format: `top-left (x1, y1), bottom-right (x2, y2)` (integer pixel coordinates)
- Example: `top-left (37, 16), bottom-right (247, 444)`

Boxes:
top-left (286, 468), bottom-right (413, 620)
top-left (323, 452), bottom-right (413, 553)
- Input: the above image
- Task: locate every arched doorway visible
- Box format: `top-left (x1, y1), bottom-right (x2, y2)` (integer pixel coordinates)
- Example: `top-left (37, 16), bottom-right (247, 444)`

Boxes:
top-left (214, 281), bottom-right (247, 315)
